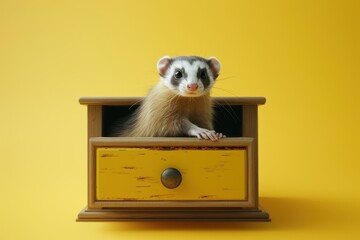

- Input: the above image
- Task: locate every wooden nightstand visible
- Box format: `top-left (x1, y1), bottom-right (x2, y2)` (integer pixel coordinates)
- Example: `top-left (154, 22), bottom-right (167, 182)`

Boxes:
top-left (77, 97), bottom-right (270, 221)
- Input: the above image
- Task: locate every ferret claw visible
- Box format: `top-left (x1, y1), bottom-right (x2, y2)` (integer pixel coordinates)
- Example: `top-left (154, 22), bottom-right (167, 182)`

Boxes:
top-left (191, 126), bottom-right (225, 141)
top-left (196, 130), bottom-right (226, 141)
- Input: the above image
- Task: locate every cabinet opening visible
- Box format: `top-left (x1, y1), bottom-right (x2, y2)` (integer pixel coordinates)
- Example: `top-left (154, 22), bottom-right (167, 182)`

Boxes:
top-left (102, 105), bottom-right (243, 137)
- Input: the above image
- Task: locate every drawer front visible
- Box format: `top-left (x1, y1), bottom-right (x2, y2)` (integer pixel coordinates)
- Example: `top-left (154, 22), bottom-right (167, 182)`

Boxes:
top-left (96, 147), bottom-right (247, 201)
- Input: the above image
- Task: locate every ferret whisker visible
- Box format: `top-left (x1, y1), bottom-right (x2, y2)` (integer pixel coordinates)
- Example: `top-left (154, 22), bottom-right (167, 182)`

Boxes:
top-left (221, 99), bottom-right (241, 122)
top-left (172, 93), bottom-right (180, 105)
top-left (212, 86), bottom-right (241, 97)
top-left (216, 76), bottom-right (236, 81)
top-left (213, 97), bottom-right (241, 123)
top-left (128, 99), bottom-right (143, 110)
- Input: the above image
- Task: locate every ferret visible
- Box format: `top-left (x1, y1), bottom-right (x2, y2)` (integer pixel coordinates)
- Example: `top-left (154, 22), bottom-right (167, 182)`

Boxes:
top-left (118, 56), bottom-right (225, 141)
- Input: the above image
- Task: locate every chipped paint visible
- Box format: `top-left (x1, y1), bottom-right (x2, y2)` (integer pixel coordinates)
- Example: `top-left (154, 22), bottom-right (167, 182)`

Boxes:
top-left (199, 195), bottom-right (216, 199)
top-left (100, 153), bottom-right (116, 157)
top-left (123, 166), bottom-right (136, 169)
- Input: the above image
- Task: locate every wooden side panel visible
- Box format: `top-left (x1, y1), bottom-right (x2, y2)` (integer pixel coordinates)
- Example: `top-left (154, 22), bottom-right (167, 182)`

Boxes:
top-left (96, 148), bottom-right (247, 201)
top-left (242, 105), bottom-right (259, 207)
top-left (88, 105), bottom-right (102, 138)
top-left (87, 106), bottom-right (102, 207)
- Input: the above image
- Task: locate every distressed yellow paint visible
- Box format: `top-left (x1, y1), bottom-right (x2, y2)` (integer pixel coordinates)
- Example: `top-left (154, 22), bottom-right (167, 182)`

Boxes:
top-left (96, 147), bottom-right (247, 201)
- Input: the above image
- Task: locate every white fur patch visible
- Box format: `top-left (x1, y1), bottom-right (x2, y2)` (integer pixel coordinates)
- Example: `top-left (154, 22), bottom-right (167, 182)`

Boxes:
top-left (161, 59), bottom-right (215, 97)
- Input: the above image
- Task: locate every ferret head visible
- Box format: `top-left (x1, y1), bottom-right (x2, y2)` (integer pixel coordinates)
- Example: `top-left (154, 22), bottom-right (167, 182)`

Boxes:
top-left (157, 56), bottom-right (221, 97)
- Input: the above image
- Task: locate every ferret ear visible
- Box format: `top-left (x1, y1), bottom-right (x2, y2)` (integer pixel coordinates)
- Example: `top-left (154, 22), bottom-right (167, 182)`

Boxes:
top-left (207, 57), bottom-right (221, 79)
top-left (157, 56), bottom-right (172, 77)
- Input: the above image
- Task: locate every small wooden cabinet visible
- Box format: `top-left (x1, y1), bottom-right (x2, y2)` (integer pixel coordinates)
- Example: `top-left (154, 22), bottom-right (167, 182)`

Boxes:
top-left (77, 97), bottom-right (270, 221)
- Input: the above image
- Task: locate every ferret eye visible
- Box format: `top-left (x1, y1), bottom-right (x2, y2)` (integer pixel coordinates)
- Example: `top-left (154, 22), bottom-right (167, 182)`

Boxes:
top-left (174, 71), bottom-right (183, 79)
top-left (200, 70), bottom-right (207, 79)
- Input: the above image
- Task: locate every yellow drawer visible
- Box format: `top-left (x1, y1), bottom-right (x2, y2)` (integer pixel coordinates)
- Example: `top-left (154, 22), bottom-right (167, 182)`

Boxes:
top-left (96, 147), bottom-right (247, 201)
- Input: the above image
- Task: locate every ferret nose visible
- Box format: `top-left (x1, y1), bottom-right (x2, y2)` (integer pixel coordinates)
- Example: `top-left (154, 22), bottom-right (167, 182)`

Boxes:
top-left (187, 83), bottom-right (198, 91)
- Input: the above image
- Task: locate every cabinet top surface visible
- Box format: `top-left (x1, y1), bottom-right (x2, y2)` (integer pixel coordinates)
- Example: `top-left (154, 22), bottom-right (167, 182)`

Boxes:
top-left (79, 96), bottom-right (266, 106)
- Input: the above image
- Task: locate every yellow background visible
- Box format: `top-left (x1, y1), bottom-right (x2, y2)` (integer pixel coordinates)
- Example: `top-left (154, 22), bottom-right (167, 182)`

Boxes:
top-left (0, 0), bottom-right (359, 239)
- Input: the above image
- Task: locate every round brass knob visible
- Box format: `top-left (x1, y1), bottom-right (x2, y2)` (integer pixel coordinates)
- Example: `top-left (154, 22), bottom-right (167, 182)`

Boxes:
top-left (161, 168), bottom-right (182, 189)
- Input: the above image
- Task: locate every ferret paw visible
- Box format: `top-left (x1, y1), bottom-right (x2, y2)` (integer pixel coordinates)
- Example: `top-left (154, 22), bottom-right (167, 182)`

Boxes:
top-left (196, 130), bottom-right (226, 141)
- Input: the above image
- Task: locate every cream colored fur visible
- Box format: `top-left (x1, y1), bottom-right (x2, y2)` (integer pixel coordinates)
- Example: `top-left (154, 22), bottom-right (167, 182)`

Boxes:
top-left (121, 82), bottom-right (213, 137)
